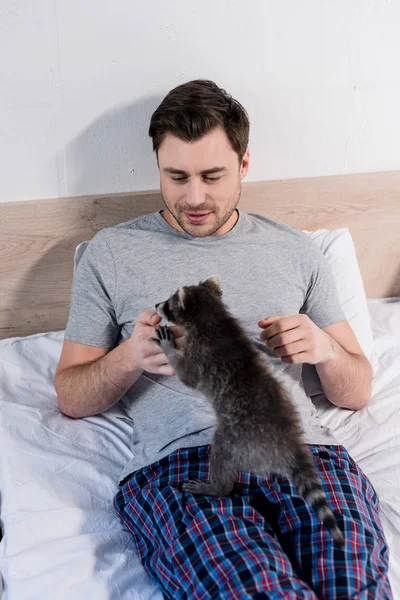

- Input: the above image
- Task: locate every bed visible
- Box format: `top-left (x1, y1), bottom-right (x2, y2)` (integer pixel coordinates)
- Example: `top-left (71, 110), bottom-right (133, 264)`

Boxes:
top-left (0, 170), bottom-right (399, 599)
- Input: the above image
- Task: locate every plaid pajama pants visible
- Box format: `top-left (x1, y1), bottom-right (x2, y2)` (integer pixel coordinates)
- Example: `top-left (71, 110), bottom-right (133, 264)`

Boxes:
top-left (114, 444), bottom-right (392, 599)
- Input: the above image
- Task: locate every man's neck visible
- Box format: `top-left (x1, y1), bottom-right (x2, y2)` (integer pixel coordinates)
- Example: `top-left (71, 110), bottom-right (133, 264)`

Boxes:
top-left (159, 208), bottom-right (239, 236)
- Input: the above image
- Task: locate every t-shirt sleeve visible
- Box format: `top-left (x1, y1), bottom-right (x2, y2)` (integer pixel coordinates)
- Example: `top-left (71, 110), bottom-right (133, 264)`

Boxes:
top-left (300, 238), bottom-right (345, 329)
top-left (64, 230), bottom-right (119, 348)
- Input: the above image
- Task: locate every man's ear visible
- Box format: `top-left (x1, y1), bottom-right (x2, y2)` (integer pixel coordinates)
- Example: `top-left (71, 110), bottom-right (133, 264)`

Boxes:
top-left (240, 147), bottom-right (250, 180)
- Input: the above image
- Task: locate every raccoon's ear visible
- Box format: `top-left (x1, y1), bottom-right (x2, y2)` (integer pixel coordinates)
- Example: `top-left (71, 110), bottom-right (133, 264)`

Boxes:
top-left (202, 275), bottom-right (222, 295)
top-left (178, 287), bottom-right (187, 310)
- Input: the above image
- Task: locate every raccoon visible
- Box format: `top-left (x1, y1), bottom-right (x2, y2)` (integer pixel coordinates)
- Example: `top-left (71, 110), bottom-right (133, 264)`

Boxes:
top-left (155, 276), bottom-right (344, 548)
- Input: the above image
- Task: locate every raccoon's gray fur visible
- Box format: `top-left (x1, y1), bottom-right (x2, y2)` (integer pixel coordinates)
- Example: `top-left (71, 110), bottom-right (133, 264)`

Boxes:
top-left (155, 276), bottom-right (344, 548)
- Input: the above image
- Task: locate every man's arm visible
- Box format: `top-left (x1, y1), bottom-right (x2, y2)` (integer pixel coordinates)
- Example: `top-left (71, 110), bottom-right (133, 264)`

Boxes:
top-left (55, 339), bottom-right (143, 419)
top-left (55, 310), bottom-right (177, 419)
top-left (259, 315), bottom-right (372, 411)
top-left (315, 320), bottom-right (372, 410)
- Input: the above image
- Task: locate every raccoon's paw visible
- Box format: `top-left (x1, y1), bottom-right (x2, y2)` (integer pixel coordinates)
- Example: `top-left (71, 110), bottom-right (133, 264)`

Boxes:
top-left (154, 325), bottom-right (174, 348)
top-left (182, 479), bottom-right (217, 496)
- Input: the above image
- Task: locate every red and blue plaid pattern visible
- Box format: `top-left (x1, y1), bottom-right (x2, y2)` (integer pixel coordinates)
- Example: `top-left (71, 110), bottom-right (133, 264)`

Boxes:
top-left (114, 444), bottom-right (392, 599)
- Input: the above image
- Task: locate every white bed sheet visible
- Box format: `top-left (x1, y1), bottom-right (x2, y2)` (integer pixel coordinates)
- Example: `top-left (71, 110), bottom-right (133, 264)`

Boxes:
top-left (0, 335), bottom-right (163, 600)
top-left (0, 299), bottom-right (399, 600)
top-left (315, 298), bottom-right (400, 599)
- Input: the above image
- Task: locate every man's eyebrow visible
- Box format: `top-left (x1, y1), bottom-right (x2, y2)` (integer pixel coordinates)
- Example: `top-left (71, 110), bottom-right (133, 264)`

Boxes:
top-left (163, 167), bottom-right (228, 176)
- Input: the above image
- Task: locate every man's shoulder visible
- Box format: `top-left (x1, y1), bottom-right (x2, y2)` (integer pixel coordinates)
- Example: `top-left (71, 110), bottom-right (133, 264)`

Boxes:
top-left (109, 211), bottom-right (161, 234)
top-left (92, 212), bottom-right (162, 244)
top-left (245, 212), bottom-right (310, 245)
top-left (78, 213), bottom-right (161, 265)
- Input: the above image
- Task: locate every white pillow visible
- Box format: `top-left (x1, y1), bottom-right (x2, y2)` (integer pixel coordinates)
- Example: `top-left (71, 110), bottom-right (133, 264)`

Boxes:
top-left (303, 228), bottom-right (374, 362)
top-left (73, 241), bottom-right (89, 273)
top-left (73, 227), bottom-right (376, 366)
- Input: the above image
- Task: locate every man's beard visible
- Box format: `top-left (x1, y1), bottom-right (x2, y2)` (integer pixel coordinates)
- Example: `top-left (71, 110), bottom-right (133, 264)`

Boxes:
top-left (160, 180), bottom-right (242, 237)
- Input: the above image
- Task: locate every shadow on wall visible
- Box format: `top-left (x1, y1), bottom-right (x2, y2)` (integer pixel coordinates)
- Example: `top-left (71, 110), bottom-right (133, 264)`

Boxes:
top-left (2, 95), bottom-right (165, 340)
top-left (64, 94), bottom-right (164, 197)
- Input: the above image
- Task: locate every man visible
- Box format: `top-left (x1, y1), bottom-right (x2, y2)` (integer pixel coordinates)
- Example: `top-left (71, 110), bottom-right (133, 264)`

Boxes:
top-left (54, 80), bottom-right (392, 599)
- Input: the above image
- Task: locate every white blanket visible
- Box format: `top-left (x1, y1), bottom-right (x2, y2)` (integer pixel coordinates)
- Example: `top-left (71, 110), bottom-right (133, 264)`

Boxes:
top-left (0, 299), bottom-right (399, 600)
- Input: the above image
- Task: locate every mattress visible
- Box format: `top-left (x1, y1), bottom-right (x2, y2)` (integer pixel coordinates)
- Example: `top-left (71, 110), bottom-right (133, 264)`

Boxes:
top-left (0, 298), bottom-right (399, 599)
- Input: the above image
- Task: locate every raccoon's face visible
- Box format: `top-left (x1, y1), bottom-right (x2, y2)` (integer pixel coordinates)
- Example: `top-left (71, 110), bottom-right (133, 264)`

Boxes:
top-left (155, 276), bottom-right (221, 326)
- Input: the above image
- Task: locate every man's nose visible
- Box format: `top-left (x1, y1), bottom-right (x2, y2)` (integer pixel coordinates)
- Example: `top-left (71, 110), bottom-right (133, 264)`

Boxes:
top-left (185, 179), bottom-right (206, 208)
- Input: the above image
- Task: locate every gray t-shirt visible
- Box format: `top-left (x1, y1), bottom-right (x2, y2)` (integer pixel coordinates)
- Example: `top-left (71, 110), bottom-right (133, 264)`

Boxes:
top-left (64, 210), bottom-right (345, 484)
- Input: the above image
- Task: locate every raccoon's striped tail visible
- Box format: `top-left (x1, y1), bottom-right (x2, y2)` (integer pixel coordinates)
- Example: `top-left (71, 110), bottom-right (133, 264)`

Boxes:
top-left (292, 453), bottom-right (345, 549)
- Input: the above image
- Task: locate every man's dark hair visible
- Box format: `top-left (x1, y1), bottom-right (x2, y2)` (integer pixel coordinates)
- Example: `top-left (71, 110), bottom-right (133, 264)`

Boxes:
top-left (149, 79), bottom-right (250, 163)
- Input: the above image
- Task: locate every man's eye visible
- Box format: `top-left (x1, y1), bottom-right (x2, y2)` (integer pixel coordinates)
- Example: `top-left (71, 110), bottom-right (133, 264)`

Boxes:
top-left (170, 176), bottom-right (221, 182)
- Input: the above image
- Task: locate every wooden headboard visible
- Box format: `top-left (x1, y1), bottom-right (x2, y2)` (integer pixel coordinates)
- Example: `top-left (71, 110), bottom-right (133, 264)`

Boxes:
top-left (1, 170), bottom-right (399, 340)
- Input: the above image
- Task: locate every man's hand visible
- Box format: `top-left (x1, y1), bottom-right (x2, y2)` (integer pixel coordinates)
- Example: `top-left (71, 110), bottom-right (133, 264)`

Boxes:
top-left (127, 309), bottom-right (185, 376)
top-left (258, 314), bottom-right (335, 365)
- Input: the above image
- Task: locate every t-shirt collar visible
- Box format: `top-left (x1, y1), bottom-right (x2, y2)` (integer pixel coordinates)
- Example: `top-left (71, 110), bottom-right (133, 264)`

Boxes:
top-left (153, 208), bottom-right (246, 240)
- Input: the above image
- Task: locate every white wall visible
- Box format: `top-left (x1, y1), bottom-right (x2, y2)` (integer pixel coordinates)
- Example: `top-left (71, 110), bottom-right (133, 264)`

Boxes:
top-left (1, 0), bottom-right (399, 202)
